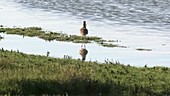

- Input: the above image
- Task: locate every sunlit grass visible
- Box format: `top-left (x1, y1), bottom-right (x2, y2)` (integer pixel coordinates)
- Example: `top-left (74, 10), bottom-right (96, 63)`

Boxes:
top-left (0, 49), bottom-right (170, 95)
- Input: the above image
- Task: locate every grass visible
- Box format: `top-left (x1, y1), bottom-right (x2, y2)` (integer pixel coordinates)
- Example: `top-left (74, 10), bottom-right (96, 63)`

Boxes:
top-left (0, 49), bottom-right (170, 95)
top-left (0, 27), bottom-right (127, 48)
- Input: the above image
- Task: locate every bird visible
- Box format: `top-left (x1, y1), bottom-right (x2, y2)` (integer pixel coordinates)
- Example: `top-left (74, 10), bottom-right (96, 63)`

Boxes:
top-left (80, 21), bottom-right (88, 36)
top-left (79, 45), bottom-right (88, 61)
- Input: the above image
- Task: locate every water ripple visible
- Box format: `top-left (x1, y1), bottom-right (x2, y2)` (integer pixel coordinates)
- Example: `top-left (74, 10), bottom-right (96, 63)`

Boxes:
top-left (11, 0), bottom-right (170, 30)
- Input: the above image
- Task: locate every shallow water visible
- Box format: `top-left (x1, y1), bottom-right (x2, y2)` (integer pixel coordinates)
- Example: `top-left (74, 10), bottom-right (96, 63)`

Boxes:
top-left (1, 33), bottom-right (170, 67)
top-left (0, 0), bottom-right (170, 67)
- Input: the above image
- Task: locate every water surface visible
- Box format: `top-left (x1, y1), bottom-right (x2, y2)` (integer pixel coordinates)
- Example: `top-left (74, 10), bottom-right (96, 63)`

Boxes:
top-left (0, 0), bottom-right (170, 67)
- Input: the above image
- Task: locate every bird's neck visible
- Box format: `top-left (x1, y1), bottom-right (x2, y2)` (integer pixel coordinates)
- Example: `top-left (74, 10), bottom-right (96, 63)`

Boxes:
top-left (83, 23), bottom-right (86, 28)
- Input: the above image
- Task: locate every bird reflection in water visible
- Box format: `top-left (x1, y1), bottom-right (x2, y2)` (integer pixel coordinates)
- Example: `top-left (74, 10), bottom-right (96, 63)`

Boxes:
top-left (79, 44), bottom-right (88, 61)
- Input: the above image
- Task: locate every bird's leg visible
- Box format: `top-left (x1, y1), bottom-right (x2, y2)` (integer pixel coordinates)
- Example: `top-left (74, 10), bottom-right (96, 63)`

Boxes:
top-left (84, 44), bottom-right (86, 49)
top-left (81, 43), bottom-right (83, 48)
top-left (83, 36), bottom-right (86, 47)
top-left (81, 36), bottom-right (83, 40)
top-left (84, 36), bottom-right (86, 41)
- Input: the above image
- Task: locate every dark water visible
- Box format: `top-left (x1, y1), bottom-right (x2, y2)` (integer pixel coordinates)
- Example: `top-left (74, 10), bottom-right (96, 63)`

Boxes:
top-left (14, 0), bottom-right (170, 30)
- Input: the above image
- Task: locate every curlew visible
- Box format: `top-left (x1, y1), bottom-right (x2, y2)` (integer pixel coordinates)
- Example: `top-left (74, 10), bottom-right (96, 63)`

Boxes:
top-left (80, 21), bottom-right (88, 36)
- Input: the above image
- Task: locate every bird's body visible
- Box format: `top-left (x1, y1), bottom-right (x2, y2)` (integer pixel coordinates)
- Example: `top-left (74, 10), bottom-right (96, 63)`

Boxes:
top-left (79, 48), bottom-right (88, 61)
top-left (80, 21), bottom-right (88, 36)
top-left (46, 51), bottom-right (50, 57)
top-left (79, 44), bottom-right (88, 61)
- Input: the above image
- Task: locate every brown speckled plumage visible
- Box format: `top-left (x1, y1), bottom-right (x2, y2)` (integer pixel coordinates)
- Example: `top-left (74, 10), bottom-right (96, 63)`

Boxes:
top-left (80, 21), bottom-right (88, 36)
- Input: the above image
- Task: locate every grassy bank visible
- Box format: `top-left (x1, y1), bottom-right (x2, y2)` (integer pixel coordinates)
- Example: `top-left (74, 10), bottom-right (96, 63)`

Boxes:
top-left (0, 27), bottom-right (126, 48)
top-left (0, 49), bottom-right (170, 95)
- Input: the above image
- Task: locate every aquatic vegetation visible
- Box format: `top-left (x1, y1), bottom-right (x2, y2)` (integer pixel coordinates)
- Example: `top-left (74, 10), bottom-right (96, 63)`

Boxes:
top-left (72, 40), bottom-right (90, 43)
top-left (136, 48), bottom-right (152, 51)
top-left (0, 27), bottom-right (101, 42)
top-left (100, 43), bottom-right (119, 47)
top-left (0, 27), bottom-right (127, 48)
top-left (107, 39), bottom-right (119, 42)
top-left (98, 42), bottom-right (127, 48)
top-left (0, 49), bottom-right (170, 95)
